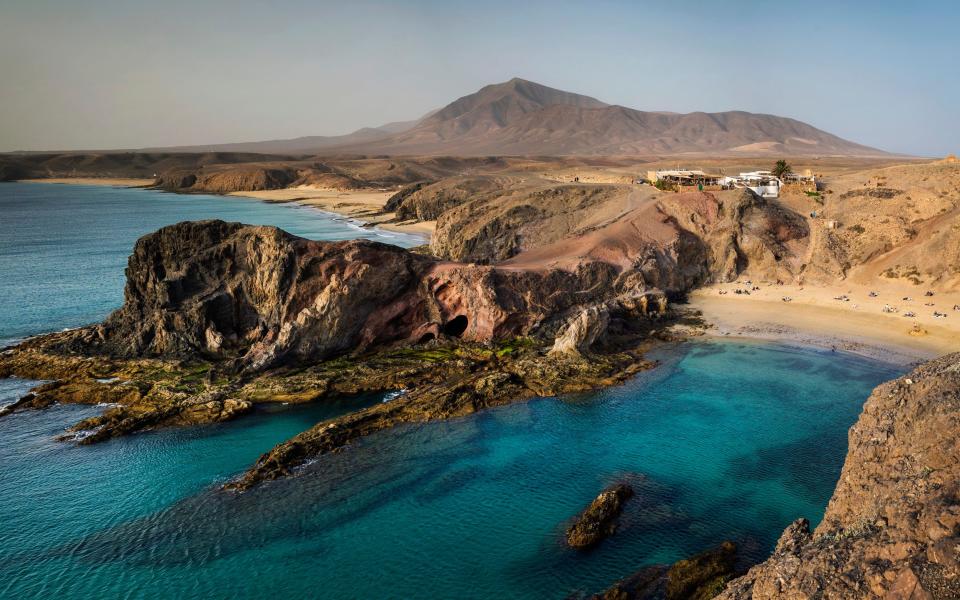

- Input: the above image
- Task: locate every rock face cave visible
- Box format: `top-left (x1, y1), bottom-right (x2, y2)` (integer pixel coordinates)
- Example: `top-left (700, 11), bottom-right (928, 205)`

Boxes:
top-left (441, 315), bottom-right (468, 337)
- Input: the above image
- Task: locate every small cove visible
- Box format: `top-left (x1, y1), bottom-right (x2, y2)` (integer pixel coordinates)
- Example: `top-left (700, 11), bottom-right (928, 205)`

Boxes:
top-left (0, 183), bottom-right (901, 598)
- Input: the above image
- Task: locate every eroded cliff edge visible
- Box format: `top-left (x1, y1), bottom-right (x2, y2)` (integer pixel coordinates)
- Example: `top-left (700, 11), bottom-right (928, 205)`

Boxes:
top-left (715, 353), bottom-right (960, 599)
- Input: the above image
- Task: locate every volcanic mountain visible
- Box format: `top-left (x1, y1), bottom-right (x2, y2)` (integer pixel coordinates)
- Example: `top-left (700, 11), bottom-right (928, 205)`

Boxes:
top-left (149, 78), bottom-right (886, 157)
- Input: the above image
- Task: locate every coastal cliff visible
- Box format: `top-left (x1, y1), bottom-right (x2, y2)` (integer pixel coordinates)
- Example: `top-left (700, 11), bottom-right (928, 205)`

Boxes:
top-left (56, 219), bottom-right (675, 373)
top-left (715, 353), bottom-right (960, 599)
top-left (1, 194), bottom-right (958, 596)
top-left (587, 354), bottom-right (960, 599)
top-left (0, 218), bottom-right (680, 480)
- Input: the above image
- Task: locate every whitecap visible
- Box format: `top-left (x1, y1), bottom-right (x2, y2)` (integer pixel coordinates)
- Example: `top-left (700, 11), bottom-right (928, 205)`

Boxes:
top-left (382, 389), bottom-right (408, 403)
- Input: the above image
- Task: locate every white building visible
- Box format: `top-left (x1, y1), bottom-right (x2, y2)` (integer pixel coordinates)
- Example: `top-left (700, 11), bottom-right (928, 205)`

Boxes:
top-left (722, 171), bottom-right (782, 198)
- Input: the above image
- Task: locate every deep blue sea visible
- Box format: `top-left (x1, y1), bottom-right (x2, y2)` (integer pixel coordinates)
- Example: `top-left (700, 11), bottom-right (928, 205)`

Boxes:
top-left (0, 182), bottom-right (899, 599)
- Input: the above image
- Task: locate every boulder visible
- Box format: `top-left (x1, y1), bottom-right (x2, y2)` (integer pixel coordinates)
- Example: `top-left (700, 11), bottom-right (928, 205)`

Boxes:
top-left (549, 305), bottom-right (610, 356)
top-left (566, 482), bottom-right (634, 549)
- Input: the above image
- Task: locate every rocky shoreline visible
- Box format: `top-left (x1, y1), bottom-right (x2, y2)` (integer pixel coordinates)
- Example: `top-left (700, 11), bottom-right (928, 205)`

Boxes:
top-left (589, 541), bottom-right (741, 600)
top-left (2, 172), bottom-right (957, 597)
top-left (0, 218), bottom-right (691, 489)
top-left (715, 353), bottom-right (960, 599)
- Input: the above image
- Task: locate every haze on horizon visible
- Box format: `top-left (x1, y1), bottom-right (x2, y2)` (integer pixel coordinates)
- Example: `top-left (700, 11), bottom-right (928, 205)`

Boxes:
top-left (1, 0), bottom-right (956, 157)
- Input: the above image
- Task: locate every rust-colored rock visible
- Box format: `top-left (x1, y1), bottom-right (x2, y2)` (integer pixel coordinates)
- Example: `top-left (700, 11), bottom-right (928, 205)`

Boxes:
top-left (44, 220), bottom-right (682, 373)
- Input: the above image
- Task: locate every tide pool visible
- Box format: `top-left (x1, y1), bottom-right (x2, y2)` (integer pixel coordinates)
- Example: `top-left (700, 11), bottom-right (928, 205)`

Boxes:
top-left (0, 183), bottom-right (900, 599)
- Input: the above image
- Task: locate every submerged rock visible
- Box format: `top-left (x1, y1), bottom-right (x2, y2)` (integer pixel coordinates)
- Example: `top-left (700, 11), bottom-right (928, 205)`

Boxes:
top-left (590, 541), bottom-right (739, 600)
top-left (566, 482), bottom-right (634, 549)
top-left (590, 353), bottom-right (960, 599)
top-left (666, 541), bottom-right (739, 600)
top-left (228, 346), bottom-right (655, 491)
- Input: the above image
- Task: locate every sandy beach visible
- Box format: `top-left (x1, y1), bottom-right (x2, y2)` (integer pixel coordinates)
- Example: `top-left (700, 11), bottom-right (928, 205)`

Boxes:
top-left (230, 187), bottom-right (435, 239)
top-left (689, 281), bottom-right (960, 365)
top-left (19, 177), bottom-right (155, 187)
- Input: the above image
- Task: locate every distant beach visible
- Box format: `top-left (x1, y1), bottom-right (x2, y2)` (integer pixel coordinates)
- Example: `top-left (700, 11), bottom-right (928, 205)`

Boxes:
top-left (16, 178), bottom-right (433, 240)
top-left (230, 186), bottom-right (435, 239)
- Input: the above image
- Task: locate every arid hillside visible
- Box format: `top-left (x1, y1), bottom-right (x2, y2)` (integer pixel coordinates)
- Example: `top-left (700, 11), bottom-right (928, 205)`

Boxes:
top-left (774, 159), bottom-right (960, 290)
top-left (6, 144), bottom-right (957, 293)
top-left (0, 151), bottom-right (298, 182)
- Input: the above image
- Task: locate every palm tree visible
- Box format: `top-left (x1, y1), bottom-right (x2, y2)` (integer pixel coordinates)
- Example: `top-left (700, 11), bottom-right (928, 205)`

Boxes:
top-left (771, 159), bottom-right (792, 179)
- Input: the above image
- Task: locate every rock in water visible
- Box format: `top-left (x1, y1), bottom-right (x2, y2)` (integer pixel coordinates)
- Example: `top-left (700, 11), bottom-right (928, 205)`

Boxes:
top-left (566, 483), bottom-right (634, 549)
top-left (590, 541), bottom-right (739, 600)
top-left (666, 541), bottom-right (739, 600)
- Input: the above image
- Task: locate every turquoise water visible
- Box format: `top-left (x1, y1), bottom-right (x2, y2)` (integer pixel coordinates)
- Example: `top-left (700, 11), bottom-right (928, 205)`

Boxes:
top-left (0, 183), bottom-right (900, 598)
top-left (0, 182), bottom-right (422, 347)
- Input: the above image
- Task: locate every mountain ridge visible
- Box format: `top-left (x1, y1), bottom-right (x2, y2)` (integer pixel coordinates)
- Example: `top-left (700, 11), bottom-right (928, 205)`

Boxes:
top-left (142, 78), bottom-right (887, 157)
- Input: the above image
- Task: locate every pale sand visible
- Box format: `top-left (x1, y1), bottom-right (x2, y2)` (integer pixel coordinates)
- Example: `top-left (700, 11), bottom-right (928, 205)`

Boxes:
top-left (230, 186), bottom-right (435, 239)
top-left (19, 178), bottom-right (155, 187)
top-left (689, 281), bottom-right (960, 365)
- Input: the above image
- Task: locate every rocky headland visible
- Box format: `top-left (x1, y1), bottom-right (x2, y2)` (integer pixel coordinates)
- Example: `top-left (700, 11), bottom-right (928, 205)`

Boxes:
top-left (0, 179), bottom-right (805, 485)
top-left (583, 353), bottom-right (960, 599)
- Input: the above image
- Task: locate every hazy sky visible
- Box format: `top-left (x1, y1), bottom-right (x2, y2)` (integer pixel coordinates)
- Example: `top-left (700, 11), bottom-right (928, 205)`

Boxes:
top-left (1, 0), bottom-right (957, 155)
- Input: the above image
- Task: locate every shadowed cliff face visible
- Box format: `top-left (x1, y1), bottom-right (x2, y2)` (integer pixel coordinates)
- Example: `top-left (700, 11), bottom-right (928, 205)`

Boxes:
top-left (657, 189), bottom-right (809, 283)
top-left (717, 353), bottom-right (960, 600)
